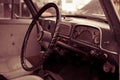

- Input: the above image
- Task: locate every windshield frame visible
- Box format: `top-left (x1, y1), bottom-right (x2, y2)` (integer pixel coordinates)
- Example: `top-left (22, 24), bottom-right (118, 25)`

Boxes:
top-left (112, 0), bottom-right (120, 21)
top-left (99, 0), bottom-right (120, 46)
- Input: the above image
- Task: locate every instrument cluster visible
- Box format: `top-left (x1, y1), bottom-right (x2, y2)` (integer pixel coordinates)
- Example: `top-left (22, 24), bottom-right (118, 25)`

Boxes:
top-left (58, 23), bottom-right (100, 47)
top-left (72, 25), bottom-right (100, 46)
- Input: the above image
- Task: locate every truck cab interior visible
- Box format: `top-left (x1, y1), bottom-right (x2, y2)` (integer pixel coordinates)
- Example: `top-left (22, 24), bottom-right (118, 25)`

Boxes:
top-left (0, 0), bottom-right (120, 80)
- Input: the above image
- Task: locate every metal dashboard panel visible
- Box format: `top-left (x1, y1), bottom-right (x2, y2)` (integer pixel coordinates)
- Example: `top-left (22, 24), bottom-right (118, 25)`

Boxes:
top-left (41, 17), bottom-right (118, 54)
top-left (59, 22), bottom-right (72, 36)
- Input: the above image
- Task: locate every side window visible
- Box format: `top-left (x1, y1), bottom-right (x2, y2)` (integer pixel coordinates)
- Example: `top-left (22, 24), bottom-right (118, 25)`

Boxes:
top-left (0, 0), bottom-right (31, 19)
top-left (21, 2), bottom-right (30, 17)
top-left (0, 0), bottom-right (12, 18)
top-left (113, 0), bottom-right (120, 15)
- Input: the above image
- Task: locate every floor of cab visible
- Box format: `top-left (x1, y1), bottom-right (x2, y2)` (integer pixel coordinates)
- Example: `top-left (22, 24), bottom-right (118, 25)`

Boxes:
top-left (43, 53), bottom-right (118, 80)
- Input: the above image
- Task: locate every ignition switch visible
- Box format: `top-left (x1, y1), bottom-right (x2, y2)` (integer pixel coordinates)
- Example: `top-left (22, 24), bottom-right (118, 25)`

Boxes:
top-left (103, 61), bottom-right (115, 73)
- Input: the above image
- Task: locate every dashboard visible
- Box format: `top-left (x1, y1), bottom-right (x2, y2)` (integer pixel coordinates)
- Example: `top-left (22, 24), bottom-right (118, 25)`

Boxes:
top-left (57, 22), bottom-right (101, 54)
top-left (38, 17), bottom-right (119, 70)
top-left (58, 23), bottom-right (100, 46)
top-left (40, 17), bottom-right (118, 55)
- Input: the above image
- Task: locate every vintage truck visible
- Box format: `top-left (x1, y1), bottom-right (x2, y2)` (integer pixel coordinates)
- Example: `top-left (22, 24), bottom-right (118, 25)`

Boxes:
top-left (0, 0), bottom-right (119, 80)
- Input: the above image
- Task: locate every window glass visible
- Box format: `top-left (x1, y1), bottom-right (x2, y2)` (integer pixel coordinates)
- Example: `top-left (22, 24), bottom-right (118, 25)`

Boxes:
top-left (113, 0), bottom-right (120, 17)
top-left (13, 0), bottom-right (31, 18)
top-left (0, 0), bottom-right (31, 19)
top-left (0, 0), bottom-right (12, 18)
top-left (33, 0), bottom-right (106, 19)
top-left (20, 2), bottom-right (31, 17)
top-left (0, 3), bottom-right (4, 18)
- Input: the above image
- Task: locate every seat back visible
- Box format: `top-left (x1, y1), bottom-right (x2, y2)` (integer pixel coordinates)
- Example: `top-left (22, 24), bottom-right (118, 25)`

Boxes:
top-left (0, 19), bottom-right (32, 79)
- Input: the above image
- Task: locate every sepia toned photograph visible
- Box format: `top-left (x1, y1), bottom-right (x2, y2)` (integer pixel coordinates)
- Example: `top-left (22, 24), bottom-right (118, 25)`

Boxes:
top-left (0, 0), bottom-right (120, 80)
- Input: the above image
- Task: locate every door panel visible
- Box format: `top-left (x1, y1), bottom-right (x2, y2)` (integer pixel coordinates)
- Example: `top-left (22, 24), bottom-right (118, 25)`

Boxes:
top-left (0, 19), bottom-right (31, 59)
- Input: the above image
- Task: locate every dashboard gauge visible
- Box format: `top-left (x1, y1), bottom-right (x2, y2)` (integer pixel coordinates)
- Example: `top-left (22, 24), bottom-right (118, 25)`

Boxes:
top-left (76, 30), bottom-right (93, 43)
top-left (73, 26), bottom-right (85, 39)
top-left (72, 25), bottom-right (100, 46)
top-left (94, 36), bottom-right (100, 44)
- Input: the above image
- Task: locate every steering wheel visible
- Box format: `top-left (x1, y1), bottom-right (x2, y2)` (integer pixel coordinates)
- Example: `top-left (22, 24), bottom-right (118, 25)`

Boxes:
top-left (21, 3), bottom-right (61, 71)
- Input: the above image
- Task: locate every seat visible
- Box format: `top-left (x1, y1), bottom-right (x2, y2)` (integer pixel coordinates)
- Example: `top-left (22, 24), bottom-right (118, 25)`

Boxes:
top-left (11, 75), bottom-right (43, 80)
top-left (0, 56), bottom-right (31, 79)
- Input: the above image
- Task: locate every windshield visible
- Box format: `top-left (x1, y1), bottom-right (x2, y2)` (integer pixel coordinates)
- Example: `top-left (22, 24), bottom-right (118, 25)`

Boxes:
top-left (0, 0), bottom-right (119, 19)
top-left (112, 0), bottom-right (120, 20)
top-left (33, 0), bottom-right (106, 19)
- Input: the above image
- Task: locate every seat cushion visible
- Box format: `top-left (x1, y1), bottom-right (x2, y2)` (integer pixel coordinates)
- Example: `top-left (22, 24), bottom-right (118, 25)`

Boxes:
top-left (0, 56), bottom-right (31, 79)
top-left (11, 75), bottom-right (43, 80)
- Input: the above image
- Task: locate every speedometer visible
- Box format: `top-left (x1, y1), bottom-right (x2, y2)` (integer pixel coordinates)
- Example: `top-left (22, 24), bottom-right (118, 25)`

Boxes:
top-left (72, 25), bottom-right (100, 46)
top-left (76, 30), bottom-right (93, 43)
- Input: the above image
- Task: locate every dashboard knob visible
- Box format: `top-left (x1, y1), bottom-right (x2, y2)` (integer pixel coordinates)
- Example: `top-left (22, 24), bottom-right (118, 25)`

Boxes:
top-left (94, 36), bottom-right (100, 45)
